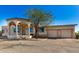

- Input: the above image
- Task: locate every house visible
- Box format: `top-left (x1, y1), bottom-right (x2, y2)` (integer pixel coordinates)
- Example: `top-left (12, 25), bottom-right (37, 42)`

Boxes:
top-left (2, 18), bottom-right (77, 39)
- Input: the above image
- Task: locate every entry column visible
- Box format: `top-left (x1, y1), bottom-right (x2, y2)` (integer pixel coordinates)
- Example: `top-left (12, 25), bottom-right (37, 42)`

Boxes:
top-left (28, 23), bottom-right (31, 38)
top-left (16, 23), bottom-right (18, 39)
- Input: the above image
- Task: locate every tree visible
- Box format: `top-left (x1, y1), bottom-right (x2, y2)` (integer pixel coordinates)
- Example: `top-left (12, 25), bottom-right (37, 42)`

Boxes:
top-left (27, 9), bottom-right (53, 39)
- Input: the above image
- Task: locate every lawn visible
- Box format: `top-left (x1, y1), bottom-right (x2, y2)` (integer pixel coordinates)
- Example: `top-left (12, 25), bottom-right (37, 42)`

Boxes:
top-left (0, 39), bottom-right (79, 53)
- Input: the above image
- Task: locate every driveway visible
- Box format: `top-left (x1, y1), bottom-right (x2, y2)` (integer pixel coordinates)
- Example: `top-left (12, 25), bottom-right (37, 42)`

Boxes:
top-left (0, 39), bottom-right (79, 53)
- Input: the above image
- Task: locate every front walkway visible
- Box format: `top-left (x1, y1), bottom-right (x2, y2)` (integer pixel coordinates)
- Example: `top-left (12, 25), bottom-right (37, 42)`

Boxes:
top-left (0, 39), bottom-right (79, 53)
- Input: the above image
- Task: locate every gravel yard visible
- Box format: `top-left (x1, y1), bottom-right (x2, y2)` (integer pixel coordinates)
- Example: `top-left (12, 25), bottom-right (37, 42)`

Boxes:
top-left (0, 39), bottom-right (79, 53)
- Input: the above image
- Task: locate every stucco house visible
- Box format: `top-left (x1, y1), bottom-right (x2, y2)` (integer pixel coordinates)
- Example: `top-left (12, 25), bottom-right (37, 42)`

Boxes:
top-left (2, 18), bottom-right (77, 39)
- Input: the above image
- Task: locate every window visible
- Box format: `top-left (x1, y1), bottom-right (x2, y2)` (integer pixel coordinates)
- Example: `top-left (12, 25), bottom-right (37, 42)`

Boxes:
top-left (30, 28), bottom-right (33, 32)
top-left (14, 27), bottom-right (16, 32)
top-left (11, 25), bottom-right (16, 32)
top-left (39, 27), bottom-right (45, 32)
top-left (18, 25), bottom-right (20, 33)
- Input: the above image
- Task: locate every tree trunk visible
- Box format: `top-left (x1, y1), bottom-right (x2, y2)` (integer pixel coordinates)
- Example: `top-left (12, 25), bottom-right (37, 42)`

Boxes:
top-left (35, 24), bottom-right (39, 39)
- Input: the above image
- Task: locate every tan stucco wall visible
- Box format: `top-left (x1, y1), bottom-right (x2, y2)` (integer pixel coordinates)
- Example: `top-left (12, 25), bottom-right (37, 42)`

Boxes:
top-left (46, 26), bottom-right (74, 30)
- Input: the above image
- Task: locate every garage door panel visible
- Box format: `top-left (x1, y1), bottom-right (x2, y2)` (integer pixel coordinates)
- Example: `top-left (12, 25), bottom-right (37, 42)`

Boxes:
top-left (61, 30), bottom-right (72, 37)
top-left (47, 30), bottom-right (58, 37)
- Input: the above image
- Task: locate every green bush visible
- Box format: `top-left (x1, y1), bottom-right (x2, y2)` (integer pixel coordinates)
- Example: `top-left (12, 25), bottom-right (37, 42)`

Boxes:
top-left (75, 31), bottom-right (79, 39)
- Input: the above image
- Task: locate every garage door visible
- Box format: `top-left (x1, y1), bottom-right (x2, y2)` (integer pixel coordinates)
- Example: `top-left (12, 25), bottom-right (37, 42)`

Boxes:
top-left (47, 29), bottom-right (72, 38)
top-left (61, 30), bottom-right (72, 38)
top-left (47, 30), bottom-right (58, 37)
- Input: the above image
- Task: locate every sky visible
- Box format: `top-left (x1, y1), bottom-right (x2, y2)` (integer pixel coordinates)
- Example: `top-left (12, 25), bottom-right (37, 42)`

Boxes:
top-left (0, 5), bottom-right (79, 31)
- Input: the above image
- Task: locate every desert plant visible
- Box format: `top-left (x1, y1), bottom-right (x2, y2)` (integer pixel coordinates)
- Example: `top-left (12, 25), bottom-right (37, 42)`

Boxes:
top-left (75, 31), bottom-right (79, 39)
top-left (27, 9), bottom-right (53, 39)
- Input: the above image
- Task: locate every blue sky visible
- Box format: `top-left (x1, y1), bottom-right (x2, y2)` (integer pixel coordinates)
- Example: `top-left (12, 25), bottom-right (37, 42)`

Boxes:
top-left (0, 5), bottom-right (79, 31)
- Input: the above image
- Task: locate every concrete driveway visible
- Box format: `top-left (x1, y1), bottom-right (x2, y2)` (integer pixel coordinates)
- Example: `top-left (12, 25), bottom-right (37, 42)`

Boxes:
top-left (0, 39), bottom-right (79, 53)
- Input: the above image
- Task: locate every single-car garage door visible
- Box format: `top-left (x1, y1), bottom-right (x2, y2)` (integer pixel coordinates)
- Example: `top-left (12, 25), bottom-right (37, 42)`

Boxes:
top-left (47, 30), bottom-right (58, 38)
top-left (47, 29), bottom-right (72, 38)
top-left (61, 29), bottom-right (72, 38)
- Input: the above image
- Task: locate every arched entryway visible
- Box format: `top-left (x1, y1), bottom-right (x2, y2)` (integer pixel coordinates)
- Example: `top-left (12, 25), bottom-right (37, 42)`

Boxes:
top-left (9, 21), bottom-right (16, 35)
top-left (7, 20), bottom-right (32, 39)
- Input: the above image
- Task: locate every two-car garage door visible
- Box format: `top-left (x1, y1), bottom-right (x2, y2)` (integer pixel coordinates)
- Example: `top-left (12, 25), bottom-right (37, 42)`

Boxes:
top-left (47, 29), bottom-right (72, 38)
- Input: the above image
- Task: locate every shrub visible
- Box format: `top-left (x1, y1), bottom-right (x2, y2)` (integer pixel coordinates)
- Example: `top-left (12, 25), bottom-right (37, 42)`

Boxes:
top-left (75, 31), bottom-right (79, 39)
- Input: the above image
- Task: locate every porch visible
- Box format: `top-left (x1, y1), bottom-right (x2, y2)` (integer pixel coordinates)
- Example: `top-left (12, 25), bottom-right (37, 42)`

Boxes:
top-left (7, 18), bottom-right (34, 39)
